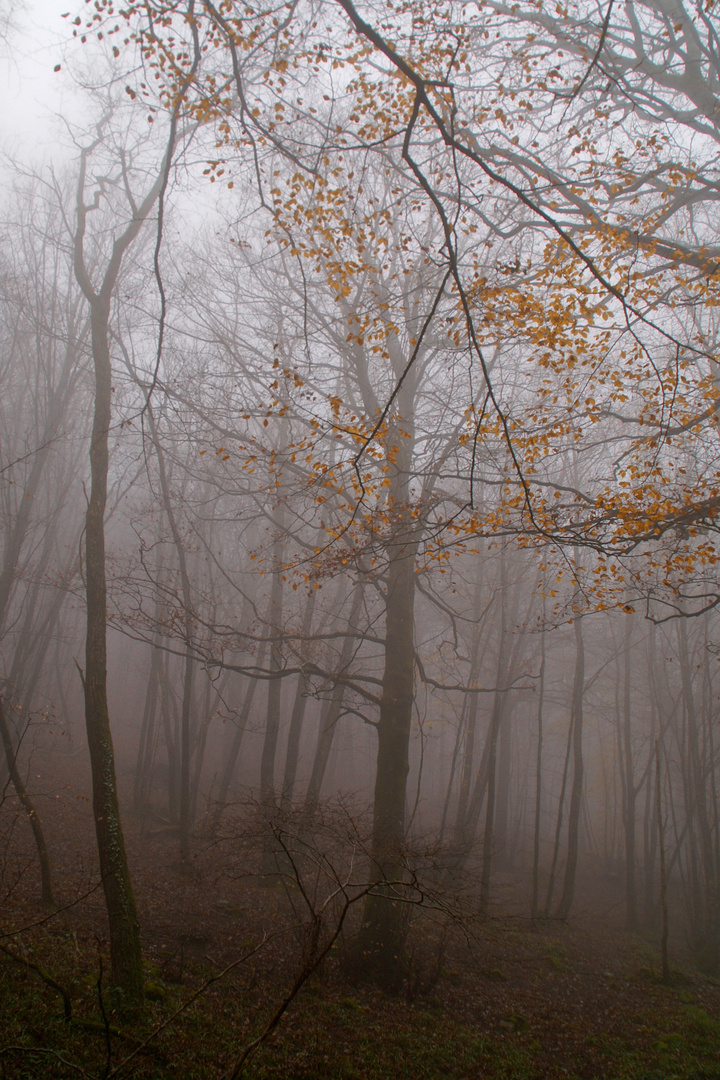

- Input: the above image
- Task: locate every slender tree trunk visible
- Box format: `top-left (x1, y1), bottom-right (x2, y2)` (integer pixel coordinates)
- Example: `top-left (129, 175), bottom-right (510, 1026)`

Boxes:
top-left (260, 532), bottom-right (284, 812)
top-left (83, 304), bottom-right (143, 1006)
top-left (677, 619), bottom-right (719, 973)
top-left (479, 555), bottom-right (509, 911)
top-left (543, 703), bottom-right (574, 917)
top-left (145, 404), bottom-right (196, 861)
top-left (621, 613), bottom-right (638, 931)
top-left (158, 653), bottom-right (179, 823)
top-left (281, 587), bottom-right (317, 808)
top-left (451, 583), bottom-right (486, 845)
top-left (0, 434), bottom-right (74, 912)
top-left (454, 677), bottom-right (480, 844)
top-left (71, 124), bottom-right (180, 1006)
top-left (304, 582), bottom-right (363, 819)
top-left (190, 670), bottom-right (228, 825)
top-left (0, 698), bottom-right (55, 908)
top-left (212, 642), bottom-right (268, 831)
top-left (556, 613), bottom-right (585, 920)
top-left (134, 640), bottom-right (161, 815)
top-left (656, 738), bottom-right (670, 982)
top-left (456, 723), bottom-right (494, 857)
top-left (531, 616), bottom-right (546, 920)
top-left (438, 702), bottom-right (465, 848)
top-left (494, 706), bottom-right (512, 857)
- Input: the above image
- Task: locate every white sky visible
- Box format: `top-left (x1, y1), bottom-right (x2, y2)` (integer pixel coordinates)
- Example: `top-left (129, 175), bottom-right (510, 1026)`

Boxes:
top-left (1, 0), bottom-right (87, 171)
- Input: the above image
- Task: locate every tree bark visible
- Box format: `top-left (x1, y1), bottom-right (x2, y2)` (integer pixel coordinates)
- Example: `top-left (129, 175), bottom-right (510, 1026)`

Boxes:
top-left (71, 129), bottom-right (175, 1006)
top-left (281, 587), bottom-right (317, 809)
top-left (621, 613), bottom-right (638, 931)
top-left (556, 613), bottom-right (585, 920)
top-left (531, 614), bottom-right (546, 920)
top-left (82, 302), bottom-right (143, 1006)
top-left (259, 531), bottom-right (285, 812)
top-left (656, 738), bottom-right (670, 982)
top-left (677, 619), bottom-right (719, 973)
top-left (357, 524), bottom-right (417, 976)
top-left (357, 412), bottom-right (417, 978)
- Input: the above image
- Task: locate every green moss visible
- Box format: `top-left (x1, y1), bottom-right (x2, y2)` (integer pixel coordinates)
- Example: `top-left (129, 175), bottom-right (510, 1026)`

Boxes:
top-left (145, 981), bottom-right (167, 1002)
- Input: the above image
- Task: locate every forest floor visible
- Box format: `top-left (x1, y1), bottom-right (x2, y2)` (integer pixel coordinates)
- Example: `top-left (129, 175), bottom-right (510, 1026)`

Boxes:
top-left (1, 757), bottom-right (720, 1079)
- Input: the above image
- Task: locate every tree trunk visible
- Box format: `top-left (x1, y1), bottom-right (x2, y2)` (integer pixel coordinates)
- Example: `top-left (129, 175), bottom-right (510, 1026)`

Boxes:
top-left (356, 402), bottom-right (417, 979)
top-left (0, 698), bottom-right (56, 908)
top-left (621, 613), bottom-right (638, 931)
top-left (531, 615), bottom-right (546, 920)
top-left (453, 665), bottom-right (481, 845)
top-left (357, 523), bottom-right (417, 978)
top-left (71, 124), bottom-right (180, 1007)
top-left (677, 619), bottom-right (719, 973)
top-left (556, 613), bottom-right (585, 920)
top-left (656, 738), bottom-right (670, 982)
top-left (304, 582), bottom-right (363, 819)
top-left (158, 652), bottom-right (180, 823)
top-left (260, 532), bottom-right (285, 813)
top-left (212, 641), bottom-right (268, 831)
top-left (83, 303), bottom-right (143, 1007)
top-left (190, 669), bottom-right (228, 825)
top-left (281, 587), bottom-right (317, 808)
top-left (134, 639), bottom-right (161, 815)
top-left (145, 403), bottom-right (196, 861)
top-left (479, 555), bottom-right (509, 911)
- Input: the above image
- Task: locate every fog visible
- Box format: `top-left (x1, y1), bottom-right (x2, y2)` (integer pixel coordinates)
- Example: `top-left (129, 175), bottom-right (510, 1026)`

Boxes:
top-left (2, 0), bottom-right (720, 1074)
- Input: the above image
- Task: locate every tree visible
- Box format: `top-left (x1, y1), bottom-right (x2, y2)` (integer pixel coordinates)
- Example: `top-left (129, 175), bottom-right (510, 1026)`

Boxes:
top-left (68, 0), bottom-right (720, 989)
top-left (70, 109), bottom-right (192, 1006)
top-left (0, 179), bottom-right (92, 908)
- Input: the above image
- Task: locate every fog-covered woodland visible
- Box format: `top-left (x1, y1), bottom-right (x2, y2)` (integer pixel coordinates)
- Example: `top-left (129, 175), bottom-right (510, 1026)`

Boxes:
top-left (3, 0), bottom-right (720, 1075)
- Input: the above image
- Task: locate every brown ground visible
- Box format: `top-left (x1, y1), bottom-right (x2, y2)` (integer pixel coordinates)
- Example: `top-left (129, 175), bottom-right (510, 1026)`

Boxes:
top-left (2, 746), bottom-right (719, 1080)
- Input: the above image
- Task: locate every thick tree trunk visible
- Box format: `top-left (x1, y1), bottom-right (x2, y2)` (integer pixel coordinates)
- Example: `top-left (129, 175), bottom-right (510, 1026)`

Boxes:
top-left (356, 401), bottom-right (418, 980)
top-left (357, 525), bottom-right (417, 978)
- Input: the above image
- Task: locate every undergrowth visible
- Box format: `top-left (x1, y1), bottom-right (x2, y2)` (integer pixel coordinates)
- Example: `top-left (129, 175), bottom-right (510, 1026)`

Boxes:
top-left (2, 923), bottom-right (720, 1080)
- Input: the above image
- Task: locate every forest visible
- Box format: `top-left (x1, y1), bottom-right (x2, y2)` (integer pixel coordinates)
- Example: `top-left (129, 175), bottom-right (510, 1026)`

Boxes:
top-left (3, 0), bottom-right (720, 1076)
